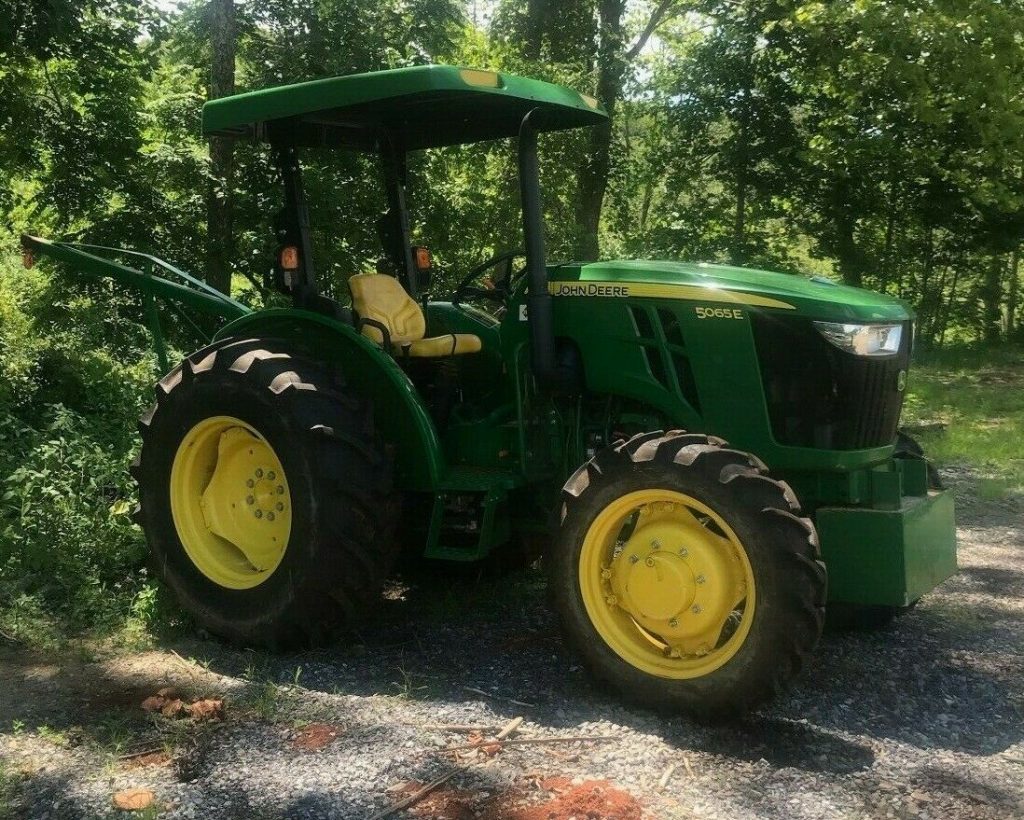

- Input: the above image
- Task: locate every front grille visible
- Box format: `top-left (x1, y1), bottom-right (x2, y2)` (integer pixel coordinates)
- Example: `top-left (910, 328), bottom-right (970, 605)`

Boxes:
top-left (751, 315), bottom-right (911, 450)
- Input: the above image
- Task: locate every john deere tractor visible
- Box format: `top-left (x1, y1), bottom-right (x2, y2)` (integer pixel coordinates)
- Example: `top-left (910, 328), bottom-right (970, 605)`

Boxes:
top-left (23, 65), bottom-right (957, 719)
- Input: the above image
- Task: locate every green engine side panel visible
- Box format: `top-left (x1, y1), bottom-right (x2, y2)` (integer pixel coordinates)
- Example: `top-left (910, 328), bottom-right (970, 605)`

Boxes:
top-left (216, 308), bottom-right (444, 490)
top-left (816, 489), bottom-right (957, 606)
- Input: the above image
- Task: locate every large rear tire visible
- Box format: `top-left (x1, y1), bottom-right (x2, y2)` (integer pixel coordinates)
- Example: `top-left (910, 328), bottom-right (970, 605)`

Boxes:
top-left (549, 431), bottom-right (826, 720)
top-left (133, 337), bottom-right (397, 647)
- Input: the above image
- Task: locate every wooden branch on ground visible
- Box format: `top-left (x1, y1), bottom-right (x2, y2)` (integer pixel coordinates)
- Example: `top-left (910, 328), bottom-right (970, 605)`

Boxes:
top-left (463, 685), bottom-right (536, 708)
top-left (117, 747), bottom-right (165, 761)
top-left (494, 716), bottom-right (524, 741)
top-left (415, 723), bottom-right (505, 733)
top-left (435, 735), bottom-right (614, 755)
top-left (368, 770), bottom-right (459, 820)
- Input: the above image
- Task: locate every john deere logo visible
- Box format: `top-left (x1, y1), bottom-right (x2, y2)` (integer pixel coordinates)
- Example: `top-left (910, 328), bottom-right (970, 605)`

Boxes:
top-left (896, 370), bottom-right (907, 392)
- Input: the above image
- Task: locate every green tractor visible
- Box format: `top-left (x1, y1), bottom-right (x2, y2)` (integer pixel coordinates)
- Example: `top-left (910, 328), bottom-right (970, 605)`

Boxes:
top-left (23, 65), bottom-right (957, 719)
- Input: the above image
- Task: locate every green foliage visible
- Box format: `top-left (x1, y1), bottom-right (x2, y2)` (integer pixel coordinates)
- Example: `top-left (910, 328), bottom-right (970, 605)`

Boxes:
top-left (904, 346), bottom-right (1024, 497)
top-left (0, 251), bottom-right (153, 639)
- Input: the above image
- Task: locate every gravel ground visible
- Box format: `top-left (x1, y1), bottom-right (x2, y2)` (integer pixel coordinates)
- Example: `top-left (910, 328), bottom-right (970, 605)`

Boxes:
top-left (2, 466), bottom-right (1022, 819)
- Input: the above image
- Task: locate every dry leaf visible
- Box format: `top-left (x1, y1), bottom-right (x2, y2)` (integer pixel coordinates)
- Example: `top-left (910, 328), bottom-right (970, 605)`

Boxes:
top-left (140, 695), bottom-right (165, 713)
top-left (112, 788), bottom-right (154, 811)
top-left (160, 699), bottom-right (187, 718)
top-left (156, 686), bottom-right (179, 700)
top-left (186, 699), bottom-right (224, 721)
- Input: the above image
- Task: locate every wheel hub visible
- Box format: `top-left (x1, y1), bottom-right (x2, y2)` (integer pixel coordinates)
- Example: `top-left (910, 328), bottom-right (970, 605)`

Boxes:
top-left (170, 416), bottom-right (291, 590)
top-left (621, 549), bottom-right (695, 622)
top-left (579, 491), bottom-right (756, 679)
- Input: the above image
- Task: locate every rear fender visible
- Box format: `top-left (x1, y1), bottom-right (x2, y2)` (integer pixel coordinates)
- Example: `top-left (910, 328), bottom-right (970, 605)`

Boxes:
top-left (217, 308), bottom-right (444, 490)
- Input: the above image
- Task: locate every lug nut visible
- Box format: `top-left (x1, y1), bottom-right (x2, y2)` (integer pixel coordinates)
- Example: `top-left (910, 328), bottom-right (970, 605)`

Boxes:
top-left (276, 502), bottom-right (284, 512)
top-left (606, 595), bottom-right (618, 606)
top-left (696, 574), bottom-right (706, 585)
top-left (650, 538), bottom-right (661, 550)
top-left (645, 557), bottom-right (655, 567)
top-left (267, 512), bottom-right (275, 522)
top-left (668, 618), bottom-right (678, 628)
top-left (246, 479), bottom-right (254, 488)
top-left (691, 604), bottom-right (702, 614)
top-left (255, 468), bottom-right (264, 478)
top-left (254, 509), bottom-right (263, 518)
top-left (600, 569), bottom-right (612, 580)
top-left (276, 485), bottom-right (284, 494)
top-left (678, 548), bottom-right (689, 557)
top-left (246, 495), bottom-right (255, 505)
top-left (629, 554), bottom-right (639, 564)
top-left (268, 471), bottom-right (276, 480)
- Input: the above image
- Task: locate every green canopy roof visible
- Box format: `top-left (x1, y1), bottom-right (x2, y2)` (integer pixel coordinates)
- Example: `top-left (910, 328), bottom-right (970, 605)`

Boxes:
top-left (201, 65), bottom-right (607, 151)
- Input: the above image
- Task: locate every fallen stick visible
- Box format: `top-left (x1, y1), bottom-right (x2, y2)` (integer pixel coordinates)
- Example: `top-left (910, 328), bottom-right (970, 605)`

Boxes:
top-left (494, 716), bottom-right (524, 741)
top-left (658, 762), bottom-right (678, 790)
top-left (436, 735), bottom-right (613, 755)
top-left (415, 723), bottom-right (505, 733)
top-left (368, 770), bottom-right (459, 820)
top-left (463, 686), bottom-right (536, 708)
top-left (117, 747), bottom-right (165, 762)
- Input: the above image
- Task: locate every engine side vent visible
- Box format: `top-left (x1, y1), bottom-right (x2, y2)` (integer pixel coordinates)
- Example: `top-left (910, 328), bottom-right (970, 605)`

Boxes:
top-left (629, 304), bottom-right (702, 415)
top-left (658, 308), bottom-right (685, 347)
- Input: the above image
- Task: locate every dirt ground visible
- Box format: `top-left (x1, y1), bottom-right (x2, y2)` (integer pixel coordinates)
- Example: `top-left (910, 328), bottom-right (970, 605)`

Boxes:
top-left (1, 467), bottom-right (1022, 819)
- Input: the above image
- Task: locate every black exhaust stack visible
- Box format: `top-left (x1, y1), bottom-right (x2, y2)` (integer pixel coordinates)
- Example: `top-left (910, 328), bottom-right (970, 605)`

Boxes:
top-left (518, 110), bottom-right (555, 387)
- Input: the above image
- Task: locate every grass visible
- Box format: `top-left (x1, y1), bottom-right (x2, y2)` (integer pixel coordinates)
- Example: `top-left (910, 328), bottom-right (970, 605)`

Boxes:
top-left (904, 345), bottom-right (1024, 498)
top-left (0, 759), bottom-right (26, 820)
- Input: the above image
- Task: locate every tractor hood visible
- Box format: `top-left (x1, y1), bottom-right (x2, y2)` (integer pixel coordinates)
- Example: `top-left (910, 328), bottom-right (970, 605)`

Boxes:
top-left (548, 259), bottom-right (911, 322)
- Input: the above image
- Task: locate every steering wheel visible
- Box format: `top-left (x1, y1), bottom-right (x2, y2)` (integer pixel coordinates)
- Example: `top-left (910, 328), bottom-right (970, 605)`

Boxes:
top-left (452, 249), bottom-right (525, 306)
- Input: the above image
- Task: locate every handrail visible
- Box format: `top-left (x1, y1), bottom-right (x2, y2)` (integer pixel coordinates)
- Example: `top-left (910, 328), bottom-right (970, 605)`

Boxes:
top-left (21, 234), bottom-right (252, 375)
top-left (21, 235), bottom-right (250, 320)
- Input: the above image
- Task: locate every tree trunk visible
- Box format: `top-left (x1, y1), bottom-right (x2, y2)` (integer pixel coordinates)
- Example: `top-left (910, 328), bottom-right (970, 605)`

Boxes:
top-left (1007, 246), bottom-right (1020, 339)
top-left (981, 254), bottom-right (1004, 344)
top-left (205, 0), bottom-right (236, 296)
top-left (574, 0), bottom-right (626, 261)
top-left (834, 212), bottom-right (862, 288)
top-left (731, 42), bottom-right (754, 266)
top-left (524, 0), bottom-right (546, 60)
top-left (879, 170), bottom-right (899, 292)
top-left (934, 263), bottom-right (961, 348)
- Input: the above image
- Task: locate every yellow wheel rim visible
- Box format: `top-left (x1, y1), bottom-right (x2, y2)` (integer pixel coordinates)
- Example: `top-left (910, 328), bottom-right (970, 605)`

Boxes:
top-left (170, 415), bottom-right (291, 590)
top-left (579, 489), bottom-right (755, 679)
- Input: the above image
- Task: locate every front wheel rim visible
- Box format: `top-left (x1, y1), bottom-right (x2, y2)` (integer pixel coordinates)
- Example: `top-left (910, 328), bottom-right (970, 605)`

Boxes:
top-left (578, 488), bottom-right (756, 679)
top-left (169, 415), bottom-right (292, 590)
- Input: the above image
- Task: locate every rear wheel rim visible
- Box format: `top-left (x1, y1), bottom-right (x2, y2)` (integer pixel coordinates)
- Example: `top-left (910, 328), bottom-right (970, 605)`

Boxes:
top-left (170, 415), bottom-right (291, 590)
top-left (578, 488), bottom-right (755, 679)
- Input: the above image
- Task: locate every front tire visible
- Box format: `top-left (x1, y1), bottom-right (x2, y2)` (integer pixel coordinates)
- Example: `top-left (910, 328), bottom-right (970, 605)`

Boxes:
top-left (133, 337), bottom-right (397, 647)
top-left (549, 431), bottom-right (826, 720)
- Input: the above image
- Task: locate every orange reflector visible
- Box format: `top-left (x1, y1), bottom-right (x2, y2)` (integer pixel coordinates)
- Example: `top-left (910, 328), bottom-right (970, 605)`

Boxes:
top-left (459, 69), bottom-right (501, 88)
top-left (21, 249), bottom-right (34, 269)
top-left (414, 246), bottom-right (432, 271)
top-left (279, 246), bottom-right (299, 270)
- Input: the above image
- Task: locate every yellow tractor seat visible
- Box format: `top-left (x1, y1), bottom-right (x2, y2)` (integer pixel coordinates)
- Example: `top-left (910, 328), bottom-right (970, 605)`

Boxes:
top-left (348, 273), bottom-right (482, 357)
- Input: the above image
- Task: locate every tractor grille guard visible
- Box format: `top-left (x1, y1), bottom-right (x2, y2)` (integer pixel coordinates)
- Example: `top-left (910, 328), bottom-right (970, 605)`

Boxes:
top-left (751, 314), bottom-right (912, 451)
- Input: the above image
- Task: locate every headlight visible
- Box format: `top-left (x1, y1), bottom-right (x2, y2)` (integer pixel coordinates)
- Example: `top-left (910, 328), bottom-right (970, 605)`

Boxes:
top-left (813, 322), bottom-right (903, 356)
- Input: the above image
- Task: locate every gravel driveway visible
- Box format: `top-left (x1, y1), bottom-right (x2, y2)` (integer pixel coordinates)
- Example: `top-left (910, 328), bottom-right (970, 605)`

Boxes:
top-left (2, 467), bottom-right (1022, 819)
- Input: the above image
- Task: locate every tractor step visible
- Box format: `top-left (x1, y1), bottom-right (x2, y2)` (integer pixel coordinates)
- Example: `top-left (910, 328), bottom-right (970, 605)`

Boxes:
top-left (422, 468), bottom-right (524, 561)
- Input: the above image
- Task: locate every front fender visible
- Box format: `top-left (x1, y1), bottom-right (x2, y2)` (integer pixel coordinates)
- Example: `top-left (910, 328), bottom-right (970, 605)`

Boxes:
top-left (217, 308), bottom-right (444, 490)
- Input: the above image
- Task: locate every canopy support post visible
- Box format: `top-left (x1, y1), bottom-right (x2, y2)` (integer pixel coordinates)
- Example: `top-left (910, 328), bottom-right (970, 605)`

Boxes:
top-left (379, 138), bottom-right (418, 297)
top-left (519, 109), bottom-right (554, 387)
top-left (272, 141), bottom-right (319, 307)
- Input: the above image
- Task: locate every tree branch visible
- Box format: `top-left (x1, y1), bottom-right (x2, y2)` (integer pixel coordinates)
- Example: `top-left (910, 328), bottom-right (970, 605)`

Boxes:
top-left (625, 0), bottom-right (680, 61)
